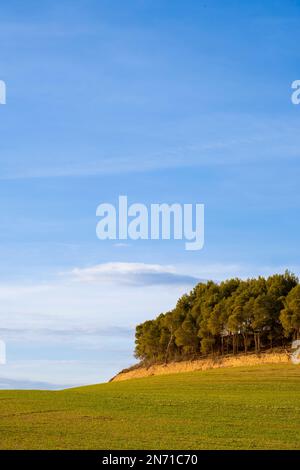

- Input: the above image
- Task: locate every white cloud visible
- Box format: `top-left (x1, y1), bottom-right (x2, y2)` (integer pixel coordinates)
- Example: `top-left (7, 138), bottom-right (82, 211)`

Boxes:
top-left (0, 262), bottom-right (196, 363)
top-left (68, 262), bottom-right (199, 286)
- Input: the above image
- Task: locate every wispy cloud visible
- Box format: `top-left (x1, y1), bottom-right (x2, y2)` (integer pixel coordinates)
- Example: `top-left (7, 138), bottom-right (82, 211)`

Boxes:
top-left (68, 262), bottom-right (200, 286)
top-left (0, 262), bottom-right (198, 355)
top-left (0, 283), bottom-right (52, 299)
top-left (1, 115), bottom-right (299, 180)
top-left (0, 325), bottom-right (133, 339)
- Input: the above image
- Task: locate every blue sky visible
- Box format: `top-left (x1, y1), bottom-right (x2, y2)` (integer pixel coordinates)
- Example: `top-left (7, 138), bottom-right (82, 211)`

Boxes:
top-left (0, 0), bottom-right (300, 388)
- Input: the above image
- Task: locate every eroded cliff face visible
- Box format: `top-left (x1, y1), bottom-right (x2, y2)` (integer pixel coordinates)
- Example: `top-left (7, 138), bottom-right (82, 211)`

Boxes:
top-left (111, 351), bottom-right (290, 382)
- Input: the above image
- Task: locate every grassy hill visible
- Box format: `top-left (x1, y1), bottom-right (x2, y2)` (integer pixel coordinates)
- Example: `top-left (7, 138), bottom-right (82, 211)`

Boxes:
top-left (0, 364), bottom-right (299, 449)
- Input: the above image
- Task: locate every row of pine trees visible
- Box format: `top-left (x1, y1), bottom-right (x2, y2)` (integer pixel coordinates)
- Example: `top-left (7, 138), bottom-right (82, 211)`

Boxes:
top-left (135, 271), bottom-right (300, 363)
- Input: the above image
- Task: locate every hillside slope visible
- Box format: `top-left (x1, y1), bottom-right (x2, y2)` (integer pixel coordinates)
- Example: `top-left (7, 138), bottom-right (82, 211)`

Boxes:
top-left (0, 364), bottom-right (299, 449)
top-left (112, 351), bottom-right (289, 382)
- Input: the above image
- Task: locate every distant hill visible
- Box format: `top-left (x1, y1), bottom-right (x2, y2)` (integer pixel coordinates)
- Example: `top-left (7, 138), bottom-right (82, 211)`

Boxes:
top-left (0, 377), bottom-right (70, 390)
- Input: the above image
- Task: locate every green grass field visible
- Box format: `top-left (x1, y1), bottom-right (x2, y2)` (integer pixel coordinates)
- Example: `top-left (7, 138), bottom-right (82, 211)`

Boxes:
top-left (0, 364), bottom-right (299, 449)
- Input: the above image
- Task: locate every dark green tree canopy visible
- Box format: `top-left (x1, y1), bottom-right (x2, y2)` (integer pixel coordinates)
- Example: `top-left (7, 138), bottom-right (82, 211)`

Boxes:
top-left (135, 271), bottom-right (298, 363)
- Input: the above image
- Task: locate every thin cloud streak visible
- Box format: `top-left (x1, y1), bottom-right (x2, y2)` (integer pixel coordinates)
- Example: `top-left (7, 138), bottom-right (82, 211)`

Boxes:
top-left (69, 262), bottom-right (200, 286)
top-left (1, 117), bottom-right (300, 180)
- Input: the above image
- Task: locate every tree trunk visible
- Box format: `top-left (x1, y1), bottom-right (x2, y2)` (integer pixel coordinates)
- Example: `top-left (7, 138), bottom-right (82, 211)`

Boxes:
top-left (243, 333), bottom-right (248, 353)
top-left (165, 329), bottom-right (173, 364)
top-left (232, 334), bottom-right (236, 355)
